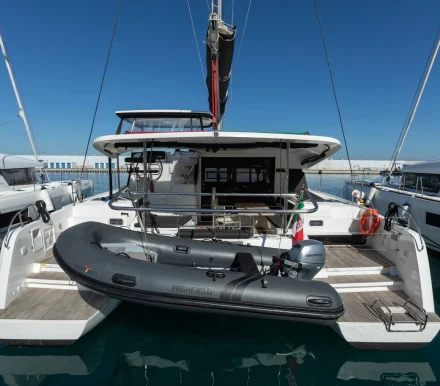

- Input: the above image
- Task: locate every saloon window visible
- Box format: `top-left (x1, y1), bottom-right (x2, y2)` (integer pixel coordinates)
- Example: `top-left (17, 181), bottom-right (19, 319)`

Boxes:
top-left (0, 168), bottom-right (36, 186)
top-left (403, 173), bottom-right (440, 193)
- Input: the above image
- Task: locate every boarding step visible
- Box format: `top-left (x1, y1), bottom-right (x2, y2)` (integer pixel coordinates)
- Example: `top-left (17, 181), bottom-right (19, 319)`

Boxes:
top-left (37, 254), bottom-right (64, 273)
top-left (338, 290), bottom-right (440, 327)
top-left (316, 273), bottom-right (403, 292)
top-left (367, 297), bottom-right (429, 332)
top-left (0, 287), bottom-right (118, 346)
top-left (26, 271), bottom-right (77, 290)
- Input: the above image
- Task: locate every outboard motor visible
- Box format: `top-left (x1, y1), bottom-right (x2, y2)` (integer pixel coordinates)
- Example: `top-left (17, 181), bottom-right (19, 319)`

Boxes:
top-left (286, 240), bottom-right (326, 279)
top-left (269, 240), bottom-right (326, 280)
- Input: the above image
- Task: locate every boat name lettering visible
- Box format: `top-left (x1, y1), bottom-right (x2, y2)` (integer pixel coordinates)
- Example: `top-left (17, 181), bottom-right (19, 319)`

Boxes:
top-left (172, 285), bottom-right (213, 295)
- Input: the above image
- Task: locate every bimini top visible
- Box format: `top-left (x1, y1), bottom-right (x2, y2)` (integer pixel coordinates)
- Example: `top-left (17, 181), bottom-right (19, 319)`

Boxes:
top-left (92, 110), bottom-right (341, 169)
top-left (402, 161), bottom-right (440, 175)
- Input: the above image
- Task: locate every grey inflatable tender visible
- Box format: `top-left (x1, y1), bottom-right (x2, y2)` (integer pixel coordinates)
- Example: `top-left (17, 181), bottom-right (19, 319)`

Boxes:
top-left (54, 222), bottom-right (344, 325)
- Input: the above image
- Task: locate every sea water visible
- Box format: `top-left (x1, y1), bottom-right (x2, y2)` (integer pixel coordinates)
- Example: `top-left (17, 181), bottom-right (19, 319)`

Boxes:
top-left (0, 173), bottom-right (437, 385)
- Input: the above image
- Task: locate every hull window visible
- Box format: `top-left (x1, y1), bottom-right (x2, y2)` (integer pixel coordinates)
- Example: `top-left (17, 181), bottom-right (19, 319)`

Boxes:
top-left (426, 212), bottom-right (440, 228)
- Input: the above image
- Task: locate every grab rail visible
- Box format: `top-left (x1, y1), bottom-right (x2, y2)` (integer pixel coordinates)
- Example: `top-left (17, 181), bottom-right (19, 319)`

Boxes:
top-left (70, 179), bottom-right (84, 206)
top-left (368, 298), bottom-right (428, 332)
top-left (108, 186), bottom-right (319, 215)
top-left (3, 204), bottom-right (37, 249)
top-left (392, 205), bottom-right (425, 252)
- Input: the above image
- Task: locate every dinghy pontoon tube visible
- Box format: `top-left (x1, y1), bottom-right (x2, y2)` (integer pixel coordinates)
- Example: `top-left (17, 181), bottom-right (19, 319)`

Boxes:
top-left (54, 222), bottom-right (344, 324)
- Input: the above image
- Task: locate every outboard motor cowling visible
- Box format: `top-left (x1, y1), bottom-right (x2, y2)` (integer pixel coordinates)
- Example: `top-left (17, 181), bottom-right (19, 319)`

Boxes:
top-left (285, 240), bottom-right (326, 279)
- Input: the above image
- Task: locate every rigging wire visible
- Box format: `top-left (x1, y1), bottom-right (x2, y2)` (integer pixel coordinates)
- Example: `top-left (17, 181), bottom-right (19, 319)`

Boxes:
top-left (224, 0), bottom-right (250, 123)
top-left (0, 114), bottom-right (19, 128)
top-left (313, 0), bottom-right (353, 179)
top-left (236, 0), bottom-right (252, 62)
top-left (186, 0), bottom-right (206, 84)
top-left (80, 0), bottom-right (123, 174)
top-left (223, 0), bottom-right (234, 23)
top-left (388, 26), bottom-right (440, 171)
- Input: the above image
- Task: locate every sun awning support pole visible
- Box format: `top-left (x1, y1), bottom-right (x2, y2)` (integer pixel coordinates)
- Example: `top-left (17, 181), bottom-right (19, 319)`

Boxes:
top-left (116, 156), bottom-right (121, 190)
top-left (108, 158), bottom-right (113, 198)
top-left (207, 12), bottom-right (221, 131)
top-left (283, 141), bottom-right (290, 236)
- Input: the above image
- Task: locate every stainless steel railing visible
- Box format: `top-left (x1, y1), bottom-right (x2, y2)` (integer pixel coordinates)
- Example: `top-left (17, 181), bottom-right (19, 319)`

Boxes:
top-left (108, 186), bottom-right (319, 215)
top-left (392, 205), bottom-right (425, 252)
top-left (3, 204), bottom-right (36, 249)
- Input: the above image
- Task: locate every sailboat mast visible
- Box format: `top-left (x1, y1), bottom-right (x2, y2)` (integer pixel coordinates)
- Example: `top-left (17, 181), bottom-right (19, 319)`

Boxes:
top-left (217, 0), bottom-right (223, 131)
top-left (0, 30), bottom-right (40, 162)
top-left (217, 0), bottom-right (222, 20)
top-left (206, 0), bottom-right (235, 131)
top-left (391, 30), bottom-right (440, 171)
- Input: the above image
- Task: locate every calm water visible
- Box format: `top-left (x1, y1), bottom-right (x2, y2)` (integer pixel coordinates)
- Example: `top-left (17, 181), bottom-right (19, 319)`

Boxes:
top-left (1, 172), bottom-right (438, 385)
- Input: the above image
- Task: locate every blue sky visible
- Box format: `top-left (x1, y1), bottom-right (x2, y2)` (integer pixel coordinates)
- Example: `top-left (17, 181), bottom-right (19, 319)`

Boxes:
top-left (1, 0), bottom-right (439, 160)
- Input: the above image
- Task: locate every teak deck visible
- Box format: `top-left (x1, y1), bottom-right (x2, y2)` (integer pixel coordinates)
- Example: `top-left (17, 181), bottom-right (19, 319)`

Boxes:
top-left (0, 288), bottom-right (111, 320)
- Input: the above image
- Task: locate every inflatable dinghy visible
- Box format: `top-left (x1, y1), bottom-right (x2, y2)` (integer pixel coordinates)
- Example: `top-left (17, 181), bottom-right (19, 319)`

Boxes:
top-left (54, 222), bottom-right (344, 324)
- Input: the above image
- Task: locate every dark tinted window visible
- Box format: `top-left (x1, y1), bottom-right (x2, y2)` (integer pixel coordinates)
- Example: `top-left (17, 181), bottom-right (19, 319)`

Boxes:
top-left (0, 208), bottom-right (29, 228)
top-left (0, 168), bottom-right (36, 186)
top-left (403, 173), bottom-right (440, 193)
top-left (426, 212), bottom-right (440, 228)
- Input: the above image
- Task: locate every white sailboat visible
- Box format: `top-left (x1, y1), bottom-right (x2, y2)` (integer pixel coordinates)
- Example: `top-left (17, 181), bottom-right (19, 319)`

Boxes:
top-left (346, 28), bottom-right (440, 253)
top-left (0, 30), bottom-right (94, 244)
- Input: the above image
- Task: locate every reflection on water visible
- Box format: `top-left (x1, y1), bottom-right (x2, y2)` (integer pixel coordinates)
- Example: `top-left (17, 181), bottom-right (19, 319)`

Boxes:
top-left (0, 303), bottom-right (437, 386)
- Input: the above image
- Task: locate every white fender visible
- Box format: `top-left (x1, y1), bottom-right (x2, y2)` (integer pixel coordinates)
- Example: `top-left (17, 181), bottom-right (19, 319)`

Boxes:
top-left (365, 186), bottom-right (377, 207)
top-left (38, 188), bottom-right (55, 212)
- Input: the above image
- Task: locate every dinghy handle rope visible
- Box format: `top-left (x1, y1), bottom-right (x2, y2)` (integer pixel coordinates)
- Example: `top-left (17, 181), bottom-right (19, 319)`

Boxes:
top-left (36, 200), bottom-right (50, 224)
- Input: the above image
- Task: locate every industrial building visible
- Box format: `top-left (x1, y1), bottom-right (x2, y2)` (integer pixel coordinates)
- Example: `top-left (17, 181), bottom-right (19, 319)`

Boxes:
top-left (16, 154), bottom-right (421, 173)
top-left (16, 155), bottom-right (127, 170)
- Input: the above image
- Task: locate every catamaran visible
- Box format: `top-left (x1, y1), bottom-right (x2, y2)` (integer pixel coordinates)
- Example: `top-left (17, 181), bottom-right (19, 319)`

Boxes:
top-left (0, 1), bottom-right (439, 350)
top-left (0, 109), bottom-right (438, 349)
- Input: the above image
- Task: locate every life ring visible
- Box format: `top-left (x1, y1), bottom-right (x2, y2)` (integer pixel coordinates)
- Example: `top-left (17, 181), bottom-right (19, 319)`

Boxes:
top-left (360, 209), bottom-right (380, 236)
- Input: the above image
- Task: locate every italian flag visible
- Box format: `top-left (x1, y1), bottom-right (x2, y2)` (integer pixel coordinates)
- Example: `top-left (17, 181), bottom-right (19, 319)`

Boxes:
top-left (292, 195), bottom-right (304, 244)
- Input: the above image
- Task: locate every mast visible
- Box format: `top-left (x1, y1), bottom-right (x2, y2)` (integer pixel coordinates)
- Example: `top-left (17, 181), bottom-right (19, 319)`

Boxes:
top-left (0, 30), bottom-right (40, 162)
top-left (217, 0), bottom-right (222, 19)
top-left (390, 29), bottom-right (440, 171)
top-left (206, 0), bottom-right (236, 131)
top-left (217, 0), bottom-right (223, 131)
